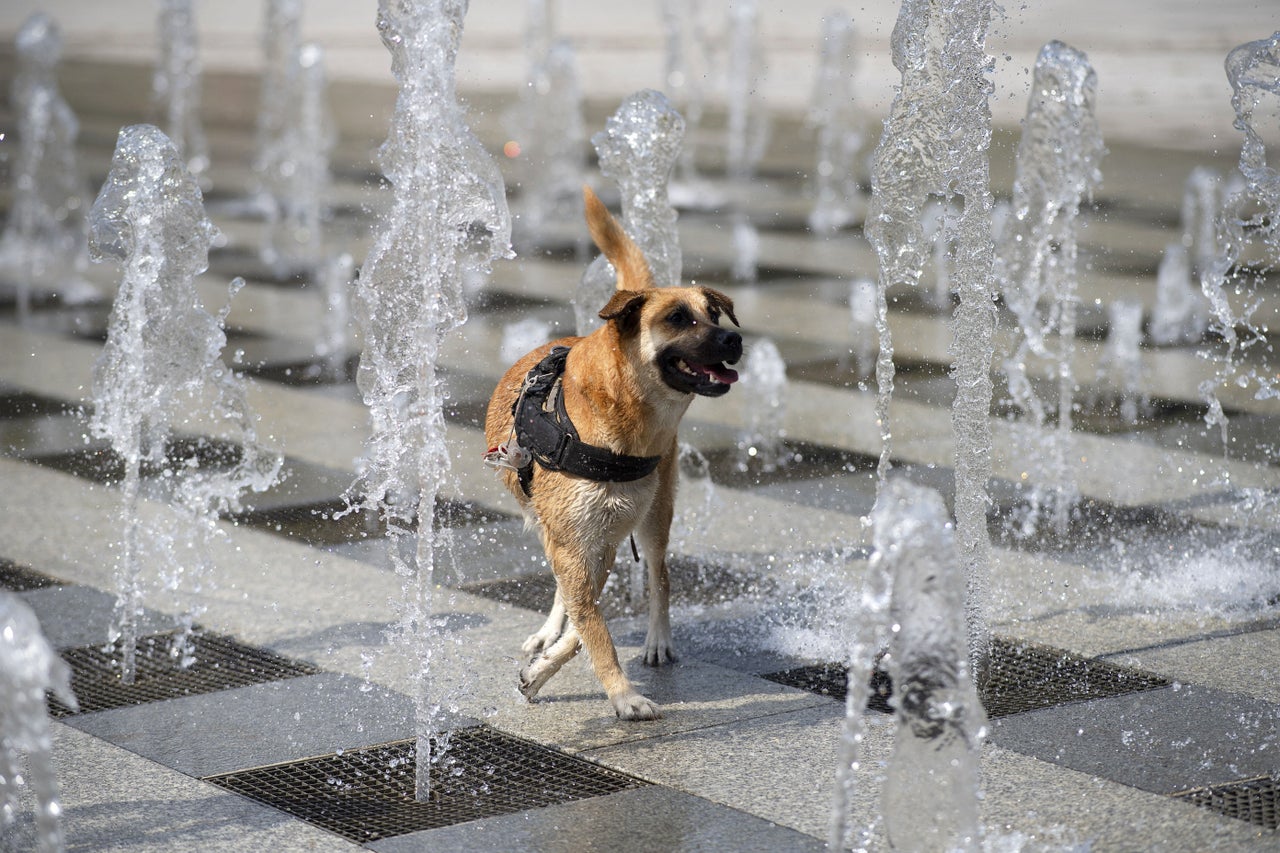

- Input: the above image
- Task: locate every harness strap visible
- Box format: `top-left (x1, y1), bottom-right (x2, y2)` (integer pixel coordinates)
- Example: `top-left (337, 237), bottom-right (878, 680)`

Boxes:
top-left (512, 346), bottom-right (661, 496)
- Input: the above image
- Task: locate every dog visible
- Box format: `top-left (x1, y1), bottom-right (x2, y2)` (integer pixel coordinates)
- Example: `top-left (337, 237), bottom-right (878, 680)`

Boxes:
top-left (483, 186), bottom-right (743, 720)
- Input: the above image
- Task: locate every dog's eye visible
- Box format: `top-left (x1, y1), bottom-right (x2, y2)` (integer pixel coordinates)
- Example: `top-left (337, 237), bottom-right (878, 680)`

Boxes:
top-left (667, 308), bottom-right (696, 327)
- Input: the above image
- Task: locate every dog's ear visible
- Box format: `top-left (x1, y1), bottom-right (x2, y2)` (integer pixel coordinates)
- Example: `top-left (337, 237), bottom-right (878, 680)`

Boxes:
top-left (702, 287), bottom-right (740, 328)
top-left (599, 289), bottom-right (647, 335)
top-left (583, 185), bottom-right (654, 292)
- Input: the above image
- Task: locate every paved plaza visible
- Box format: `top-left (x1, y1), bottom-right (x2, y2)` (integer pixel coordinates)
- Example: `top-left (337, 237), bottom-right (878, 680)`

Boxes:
top-left (1, 2), bottom-right (1279, 850)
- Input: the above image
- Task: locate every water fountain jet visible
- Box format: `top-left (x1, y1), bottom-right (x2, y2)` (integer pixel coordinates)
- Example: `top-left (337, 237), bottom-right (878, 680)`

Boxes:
top-left (1196, 31), bottom-right (1280, 449)
top-left (152, 0), bottom-right (208, 182)
top-left (660, 0), bottom-right (716, 204)
top-left (574, 90), bottom-right (684, 334)
top-left (736, 337), bottom-right (788, 474)
top-left (860, 0), bottom-right (998, 689)
top-left (260, 42), bottom-right (336, 278)
top-left (997, 40), bottom-right (1104, 538)
top-left (252, 0), bottom-right (304, 219)
top-left (0, 13), bottom-right (94, 319)
top-left (89, 124), bottom-right (281, 683)
top-left (352, 0), bottom-right (511, 801)
top-left (807, 13), bottom-right (864, 235)
top-left (0, 592), bottom-right (77, 853)
top-left (507, 1), bottom-right (585, 250)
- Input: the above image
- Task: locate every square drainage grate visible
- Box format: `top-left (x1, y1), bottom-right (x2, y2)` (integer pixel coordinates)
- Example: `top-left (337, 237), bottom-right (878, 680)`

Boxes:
top-left (50, 630), bottom-right (322, 717)
top-left (28, 436), bottom-right (244, 485)
top-left (761, 636), bottom-right (1170, 719)
top-left (459, 556), bottom-right (780, 619)
top-left (204, 727), bottom-right (649, 843)
top-left (233, 496), bottom-right (515, 547)
top-left (0, 390), bottom-right (79, 419)
top-left (761, 662), bottom-right (893, 713)
top-left (0, 558), bottom-right (65, 591)
top-left (1174, 775), bottom-right (1280, 830)
top-left (982, 636), bottom-right (1171, 718)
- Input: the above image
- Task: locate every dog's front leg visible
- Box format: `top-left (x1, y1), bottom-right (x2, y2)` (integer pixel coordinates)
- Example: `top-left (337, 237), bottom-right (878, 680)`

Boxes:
top-left (522, 584), bottom-right (567, 655)
top-left (519, 621), bottom-right (580, 700)
top-left (553, 538), bottom-right (661, 720)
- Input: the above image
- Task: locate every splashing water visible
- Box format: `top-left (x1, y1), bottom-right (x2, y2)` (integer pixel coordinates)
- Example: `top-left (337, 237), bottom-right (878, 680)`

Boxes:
top-left (660, 0), bottom-right (715, 195)
top-left (1, 593), bottom-right (77, 853)
top-left (152, 0), bottom-right (208, 180)
top-left (507, 0), bottom-right (584, 248)
top-left (1183, 167), bottom-right (1226, 292)
top-left (736, 337), bottom-right (787, 473)
top-left (89, 124), bottom-right (281, 683)
top-left (671, 442), bottom-right (720, 556)
top-left (0, 13), bottom-right (94, 318)
top-left (847, 278), bottom-right (878, 381)
top-left (924, 200), bottom-right (958, 310)
top-left (830, 481), bottom-right (989, 852)
top-left (574, 90), bottom-right (684, 334)
top-left (253, 0), bottom-right (304, 217)
top-left (1197, 32), bottom-right (1280, 449)
top-left (997, 40), bottom-right (1104, 538)
top-left (724, 0), bottom-right (768, 184)
top-left (261, 42), bottom-right (336, 277)
top-left (317, 251), bottom-right (355, 380)
top-left (353, 0), bottom-right (511, 801)
top-left (807, 13), bottom-right (865, 235)
top-left (500, 317), bottom-right (552, 366)
top-left (1150, 241), bottom-right (1200, 346)
top-left (879, 481), bottom-right (987, 852)
top-left (730, 213), bottom-right (760, 283)
top-left (1097, 300), bottom-right (1146, 424)
top-left (1151, 168), bottom-right (1224, 346)
top-left (862, 0), bottom-right (998, 685)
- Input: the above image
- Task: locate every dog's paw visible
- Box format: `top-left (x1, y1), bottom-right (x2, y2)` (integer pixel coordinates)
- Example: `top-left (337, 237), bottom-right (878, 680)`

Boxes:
top-left (643, 638), bottom-right (678, 667)
top-left (521, 630), bottom-right (556, 656)
top-left (612, 692), bottom-right (661, 721)
top-left (519, 657), bottom-right (552, 701)
top-left (522, 618), bottom-right (565, 655)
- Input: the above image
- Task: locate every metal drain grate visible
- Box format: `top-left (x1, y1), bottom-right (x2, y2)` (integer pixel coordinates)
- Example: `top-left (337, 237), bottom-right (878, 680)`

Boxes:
top-left (29, 436), bottom-right (243, 484)
top-left (699, 441), bottom-right (876, 489)
top-left (0, 390), bottom-right (77, 418)
top-left (49, 630), bottom-right (322, 717)
top-left (0, 558), bottom-right (65, 591)
top-left (459, 556), bottom-right (779, 618)
top-left (761, 662), bottom-right (893, 713)
top-left (761, 636), bottom-right (1169, 719)
top-left (1174, 775), bottom-right (1280, 830)
top-left (204, 727), bottom-right (649, 843)
top-left (983, 636), bottom-right (1171, 718)
top-left (233, 497), bottom-right (514, 547)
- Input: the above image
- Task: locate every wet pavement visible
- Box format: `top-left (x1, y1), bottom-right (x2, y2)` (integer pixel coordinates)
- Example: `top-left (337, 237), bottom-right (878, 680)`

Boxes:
top-left (2, 3), bottom-right (1280, 851)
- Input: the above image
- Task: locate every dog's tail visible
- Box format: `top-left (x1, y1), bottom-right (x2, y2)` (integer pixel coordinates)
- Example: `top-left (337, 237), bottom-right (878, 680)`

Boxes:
top-left (583, 185), bottom-right (653, 292)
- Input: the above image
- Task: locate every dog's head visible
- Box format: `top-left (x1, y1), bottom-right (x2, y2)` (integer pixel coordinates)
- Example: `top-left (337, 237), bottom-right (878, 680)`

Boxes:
top-left (584, 186), bottom-right (743, 398)
top-left (600, 286), bottom-right (742, 397)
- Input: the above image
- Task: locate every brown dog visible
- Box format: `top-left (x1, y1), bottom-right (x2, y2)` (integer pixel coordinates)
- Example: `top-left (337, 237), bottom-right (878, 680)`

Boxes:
top-left (484, 186), bottom-right (742, 720)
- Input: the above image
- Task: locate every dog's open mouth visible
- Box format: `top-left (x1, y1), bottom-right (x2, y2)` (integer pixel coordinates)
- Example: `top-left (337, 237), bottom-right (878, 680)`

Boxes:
top-left (662, 355), bottom-right (740, 396)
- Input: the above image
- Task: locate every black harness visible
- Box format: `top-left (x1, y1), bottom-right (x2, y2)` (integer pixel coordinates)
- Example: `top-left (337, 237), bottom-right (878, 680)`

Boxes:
top-left (510, 346), bottom-right (661, 497)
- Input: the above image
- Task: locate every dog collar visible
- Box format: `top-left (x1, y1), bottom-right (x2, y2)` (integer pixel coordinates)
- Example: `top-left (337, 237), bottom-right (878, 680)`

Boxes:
top-left (510, 346), bottom-right (661, 496)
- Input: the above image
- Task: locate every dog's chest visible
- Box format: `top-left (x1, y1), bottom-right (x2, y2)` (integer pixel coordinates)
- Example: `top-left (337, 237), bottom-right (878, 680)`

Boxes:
top-left (562, 476), bottom-right (654, 532)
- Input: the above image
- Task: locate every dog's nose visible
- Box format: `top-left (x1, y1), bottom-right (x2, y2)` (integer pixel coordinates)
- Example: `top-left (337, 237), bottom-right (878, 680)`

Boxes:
top-left (717, 328), bottom-right (743, 362)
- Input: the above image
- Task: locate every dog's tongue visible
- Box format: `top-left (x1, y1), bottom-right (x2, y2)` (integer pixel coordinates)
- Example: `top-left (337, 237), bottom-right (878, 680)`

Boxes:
top-left (695, 362), bottom-right (739, 384)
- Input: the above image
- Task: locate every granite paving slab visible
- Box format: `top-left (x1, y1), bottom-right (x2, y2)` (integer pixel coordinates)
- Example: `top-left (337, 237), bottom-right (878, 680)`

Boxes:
top-left (65, 672), bottom-right (422, 778)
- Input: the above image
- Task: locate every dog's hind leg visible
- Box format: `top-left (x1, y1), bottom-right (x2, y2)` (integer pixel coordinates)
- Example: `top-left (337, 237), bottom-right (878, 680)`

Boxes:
top-left (522, 585), bottom-right (567, 655)
top-left (635, 452), bottom-right (677, 666)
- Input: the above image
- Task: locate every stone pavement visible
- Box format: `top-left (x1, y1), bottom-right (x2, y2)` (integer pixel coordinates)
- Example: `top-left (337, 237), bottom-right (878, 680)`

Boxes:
top-left (2, 3), bottom-right (1280, 851)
